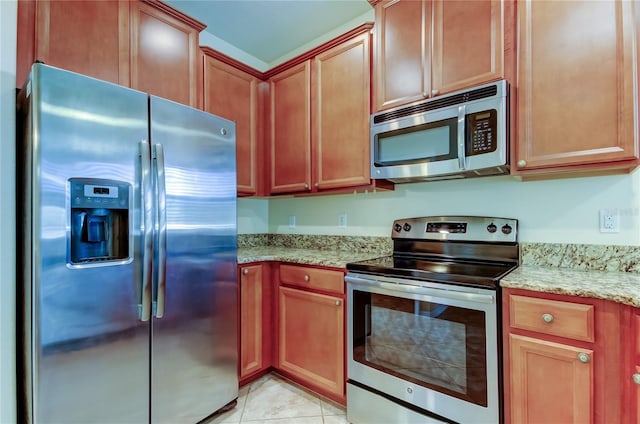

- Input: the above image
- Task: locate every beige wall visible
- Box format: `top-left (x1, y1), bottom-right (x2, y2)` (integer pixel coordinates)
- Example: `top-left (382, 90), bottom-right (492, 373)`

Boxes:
top-left (1, 1), bottom-right (17, 422)
top-left (264, 172), bottom-right (640, 245)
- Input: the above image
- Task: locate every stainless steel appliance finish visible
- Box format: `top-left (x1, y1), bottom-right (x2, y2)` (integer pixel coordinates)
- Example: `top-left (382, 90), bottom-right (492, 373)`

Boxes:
top-left (16, 64), bottom-right (238, 423)
top-left (370, 80), bottom-right (509, 183)
top-left (346, 216), bottom-right (519, 424)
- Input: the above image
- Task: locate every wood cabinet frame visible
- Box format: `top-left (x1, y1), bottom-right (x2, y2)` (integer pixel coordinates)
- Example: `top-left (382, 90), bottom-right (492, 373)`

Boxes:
top-left (503, 288), bottom-right (624, 424)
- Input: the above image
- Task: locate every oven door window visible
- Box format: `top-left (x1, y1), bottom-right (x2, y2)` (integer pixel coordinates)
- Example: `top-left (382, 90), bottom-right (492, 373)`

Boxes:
top-left (351, 290), bottom-right (488, 407)
top-left (374, 117), bottom-right (458, 166)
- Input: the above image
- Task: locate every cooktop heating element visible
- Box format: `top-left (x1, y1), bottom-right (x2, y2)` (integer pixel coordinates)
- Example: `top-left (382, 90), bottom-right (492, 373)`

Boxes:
top-left (347, 215), bottom-right (519, 289)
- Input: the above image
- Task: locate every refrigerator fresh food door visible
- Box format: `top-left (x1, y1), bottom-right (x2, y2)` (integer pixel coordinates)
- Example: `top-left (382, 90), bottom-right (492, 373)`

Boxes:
top-left (149, 96), bottom-right (238, 423)
top-left (19, 64), bottom-right (150, 423)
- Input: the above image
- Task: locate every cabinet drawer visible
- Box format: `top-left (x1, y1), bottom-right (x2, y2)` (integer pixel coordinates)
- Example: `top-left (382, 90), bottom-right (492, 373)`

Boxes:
top-left (509, 295), bottom-right (595, 342)
top-left (280, 265), bottom-right (344, 294)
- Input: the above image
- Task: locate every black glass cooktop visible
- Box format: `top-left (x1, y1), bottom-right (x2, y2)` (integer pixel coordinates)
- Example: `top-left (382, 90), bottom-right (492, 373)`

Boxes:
top-left (346, 255), bottom-right (518, 289)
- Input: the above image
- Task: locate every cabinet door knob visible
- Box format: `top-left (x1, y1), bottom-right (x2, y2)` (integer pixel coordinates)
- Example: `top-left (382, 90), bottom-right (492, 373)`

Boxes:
top-left (304, 183), bottom-right (309, 189)
top-left (577, 353), bottom-right (590, 364)
top-left (541, 313), bottom-right (554, 323)
top-left (633, 373), bottom-right (640, 385)
top-left (314, 182), bottom-right (319, 188)
top-left (431, 89), bottom-right (439, 96)
top-left (335, 300), bottom-right (341, 306)
top-left (517, 159), bottom-right (527, 167)
top-left (304, 275), bottom-right (310, 282)
top-left (243, 268), bottom-right (249, 275)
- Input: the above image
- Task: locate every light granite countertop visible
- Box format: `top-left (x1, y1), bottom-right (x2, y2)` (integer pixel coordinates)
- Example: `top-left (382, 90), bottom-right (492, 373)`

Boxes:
top-left (237, 247), bottom-right (385, 269)
top-left (238, 246), bottom-right (640, 308)
top-left (501, 265), bottom-right (640, 308)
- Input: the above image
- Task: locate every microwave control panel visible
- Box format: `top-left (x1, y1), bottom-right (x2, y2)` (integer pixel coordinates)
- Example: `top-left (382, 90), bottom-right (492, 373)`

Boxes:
top-left (466, 110), bottom-right (497, 156)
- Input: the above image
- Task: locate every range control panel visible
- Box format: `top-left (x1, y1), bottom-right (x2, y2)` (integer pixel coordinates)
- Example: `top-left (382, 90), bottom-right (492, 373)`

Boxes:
top-left (392, 216), bottom-right (518, 243)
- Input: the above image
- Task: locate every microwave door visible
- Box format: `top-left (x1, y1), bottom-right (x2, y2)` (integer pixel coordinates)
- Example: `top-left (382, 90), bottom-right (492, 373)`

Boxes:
top-left (372, 110), bottom-right (463, 180)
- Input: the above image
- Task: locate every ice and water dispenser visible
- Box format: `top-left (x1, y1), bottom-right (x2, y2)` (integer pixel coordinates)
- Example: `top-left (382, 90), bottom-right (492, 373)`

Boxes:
top-left (69, 178), bottom-right (131, 265)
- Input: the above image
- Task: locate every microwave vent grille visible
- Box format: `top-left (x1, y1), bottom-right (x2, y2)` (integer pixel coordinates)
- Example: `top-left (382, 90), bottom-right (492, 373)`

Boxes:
top-left (373, 85), bottom-right (498, 124)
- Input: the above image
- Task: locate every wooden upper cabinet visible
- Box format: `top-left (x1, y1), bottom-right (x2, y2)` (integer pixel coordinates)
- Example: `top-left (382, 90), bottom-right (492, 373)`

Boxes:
top-left (373, 0), bottom-right (508, 112)
top-left (373, 0), bottom-right (429, 111)
top-left (515, 0), bottom-right (639, 172)
top-left (432, 0), bottom-right (504, 94)
top-left (16, 0), bottom-right (130, 87)
top-left (268, 61), bottom-right (312, 194)
top-left (203, 53), bottom-right (262, 196)
top-left (130, 0), bottom-right (204, 108)
top-left (312, 33), bottom-right (371, 190)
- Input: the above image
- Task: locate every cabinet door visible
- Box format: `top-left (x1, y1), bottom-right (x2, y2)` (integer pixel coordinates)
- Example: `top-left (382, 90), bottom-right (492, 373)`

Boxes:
top-left (431, 0), bottom-right (504, 95)
top-left (278, 286), bottom-right (344, 398)
top-left (239, 264), bottom-right (265, 379)
top-left (204, 56), bottom-right (260, 195)
top-left (130, 1), bottom-right (201, 107)
top-left (373, 0), bottom-right (430, 111)
top-left (516, 0), bottom-right (638, 171)
top-left (27, 0), bottom-right (130, 86)
top-left (312, 33), bottom-right (371, 191)
top-left (269, 62), bottom-right (312, 194)
top-left (510, 334), bottom-right (593, 423)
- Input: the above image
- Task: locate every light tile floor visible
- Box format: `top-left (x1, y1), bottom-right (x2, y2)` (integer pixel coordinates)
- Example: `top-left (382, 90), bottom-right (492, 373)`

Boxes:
top-left (209, 373), bottom-right (348, 424)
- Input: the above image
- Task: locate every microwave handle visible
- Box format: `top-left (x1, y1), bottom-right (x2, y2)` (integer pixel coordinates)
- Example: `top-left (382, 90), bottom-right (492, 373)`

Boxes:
top-left (457, 104), bottom-right (467, 170)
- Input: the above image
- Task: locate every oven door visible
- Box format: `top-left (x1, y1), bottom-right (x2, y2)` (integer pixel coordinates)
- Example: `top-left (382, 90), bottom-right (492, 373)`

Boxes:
top-left (346, 273), bottom-right (500, 424)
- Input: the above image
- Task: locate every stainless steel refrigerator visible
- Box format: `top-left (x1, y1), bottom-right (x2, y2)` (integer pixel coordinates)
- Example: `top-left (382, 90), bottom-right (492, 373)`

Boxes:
top-left (16, 63), bottom-right (238, 423)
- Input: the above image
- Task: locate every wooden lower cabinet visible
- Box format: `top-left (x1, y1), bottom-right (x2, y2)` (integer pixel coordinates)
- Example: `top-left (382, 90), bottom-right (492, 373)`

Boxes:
top-left (509, 334), bottom-right (593, 423)
top-left (625, 307), bottom-right (640, 423)
top-left (239, 263), bottom-right (272, 383)
top-left (277, 277), bottom-right (345, 403)
top-left (503, 288), bottom-right (624, 424)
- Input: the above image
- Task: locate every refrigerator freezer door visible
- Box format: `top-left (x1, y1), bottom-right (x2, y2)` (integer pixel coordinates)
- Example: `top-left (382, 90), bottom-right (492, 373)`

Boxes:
top-left (20, 64), bottom-right (150, 423)
top-left (149, 96), bottom-right (238, 423)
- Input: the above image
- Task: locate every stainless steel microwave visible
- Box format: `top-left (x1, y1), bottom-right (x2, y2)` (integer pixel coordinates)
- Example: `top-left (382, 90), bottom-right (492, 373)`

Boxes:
top-left (370, 80), bottom-right (509, 183)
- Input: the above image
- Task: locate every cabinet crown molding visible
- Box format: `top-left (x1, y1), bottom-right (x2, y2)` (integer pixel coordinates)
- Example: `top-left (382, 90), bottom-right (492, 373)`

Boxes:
top-left (142, 0), bottom-right (207, 32)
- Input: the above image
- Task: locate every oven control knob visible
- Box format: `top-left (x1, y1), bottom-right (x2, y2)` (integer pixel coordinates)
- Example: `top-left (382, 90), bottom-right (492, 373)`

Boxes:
top-left (403, 223), bottom-right (412, 232)
top-left (501, 224), bottom-right (513, 235)
top-left (487, 223), bottom-right (497, 233)
top-left (394, 223), bottom-right (402, 232)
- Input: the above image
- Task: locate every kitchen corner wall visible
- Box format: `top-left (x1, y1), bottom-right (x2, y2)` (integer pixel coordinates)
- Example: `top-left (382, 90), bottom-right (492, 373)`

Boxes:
top-left (237, 170), bottom-right (640, 246)
top-left (1, 1), bottom-right (17, 422)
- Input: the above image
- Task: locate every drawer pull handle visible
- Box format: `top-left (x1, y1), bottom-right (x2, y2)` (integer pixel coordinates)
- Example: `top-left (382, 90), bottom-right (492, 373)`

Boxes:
top-left (633, 373), bottom-right (640, 385)
top-left (542, 313), bottom-right (554, 323)
top-left (304, 275), bottom-right (310, 282)
top-left (577, 353), bottom-right (590, 364)
top-left (335, 300), bottom-right (341, 306)
top-left (243, 268), bottom-right (249, 275)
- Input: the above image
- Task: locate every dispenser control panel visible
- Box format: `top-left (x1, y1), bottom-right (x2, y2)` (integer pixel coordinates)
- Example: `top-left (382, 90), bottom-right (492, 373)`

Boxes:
top-left (68, 178), bottom-right (131, 266)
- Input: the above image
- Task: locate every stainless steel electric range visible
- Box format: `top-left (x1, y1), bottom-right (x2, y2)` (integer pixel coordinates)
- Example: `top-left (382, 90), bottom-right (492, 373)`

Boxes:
top-left (345, 216), bottom-right (519, 424)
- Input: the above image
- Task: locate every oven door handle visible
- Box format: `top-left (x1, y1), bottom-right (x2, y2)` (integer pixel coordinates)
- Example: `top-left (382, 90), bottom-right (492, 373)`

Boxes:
top-left (345, 275), bottom-right (496, 305)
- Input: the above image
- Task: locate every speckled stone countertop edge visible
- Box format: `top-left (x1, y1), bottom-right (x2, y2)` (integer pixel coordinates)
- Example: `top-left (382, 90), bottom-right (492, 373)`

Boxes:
top-left (501, 265), bottom-right (640, 308)
top-left (237, 247), bottom-right (386, 269)
top-left (238, 249), bottom-right (640, 307)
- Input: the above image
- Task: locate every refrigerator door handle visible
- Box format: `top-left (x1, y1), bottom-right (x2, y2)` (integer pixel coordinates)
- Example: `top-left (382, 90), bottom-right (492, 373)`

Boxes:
top-left (154, 143), bottom-right (167, 318)
top-left (139, 140), bottom-right (153, 321)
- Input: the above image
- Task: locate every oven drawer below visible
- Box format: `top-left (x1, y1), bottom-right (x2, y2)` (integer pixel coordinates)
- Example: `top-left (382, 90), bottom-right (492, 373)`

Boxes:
top-left (347, 382), bottom-right (447, 424)
top-left (509, 295), bottom-right (595, 342)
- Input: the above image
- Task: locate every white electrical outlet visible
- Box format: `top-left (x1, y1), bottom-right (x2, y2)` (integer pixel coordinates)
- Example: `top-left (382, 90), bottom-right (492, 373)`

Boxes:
top-left (599, 209), bottom-right (620, 233)
top-left (338, 213), bottom-right (347, 228)
top-left (288, 215), bottom-right (296, 228)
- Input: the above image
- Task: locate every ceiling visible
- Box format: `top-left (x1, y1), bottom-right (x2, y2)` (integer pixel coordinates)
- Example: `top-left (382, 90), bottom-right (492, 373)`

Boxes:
top-left (164, 0), bottom-right (372, 65)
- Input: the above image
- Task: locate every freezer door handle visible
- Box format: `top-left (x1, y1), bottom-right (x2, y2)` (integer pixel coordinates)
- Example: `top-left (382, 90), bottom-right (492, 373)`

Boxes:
top-left (154, 143), bottom-right (167, 318)
top-left (139, 140), bottom-right (153, 321)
